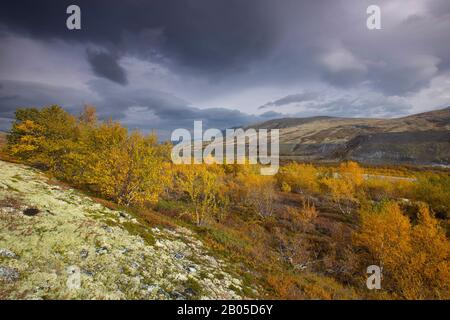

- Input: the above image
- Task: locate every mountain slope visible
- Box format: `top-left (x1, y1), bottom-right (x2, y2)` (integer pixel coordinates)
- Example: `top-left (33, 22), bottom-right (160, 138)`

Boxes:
top-left (0, 160), bottom-right (245, 299)
top-left (249, 107), bottom-right (450, 165)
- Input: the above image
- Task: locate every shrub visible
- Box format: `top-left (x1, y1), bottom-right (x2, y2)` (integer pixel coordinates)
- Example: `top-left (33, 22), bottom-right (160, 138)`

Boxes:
top-left (7, 106), bottom-right (168, 207)
top-left (413, 172), bottom-right (450, 218)
top-left (353, 201), bottom-right (450, 299)
top-left (174, 164), bottom-right (228, 225)
top-left (322, 161), bottom-right (364, 215)
top-left (236, 173), bottom-right (277, 219)
top-left (277, 163), bottom-right (320, 194)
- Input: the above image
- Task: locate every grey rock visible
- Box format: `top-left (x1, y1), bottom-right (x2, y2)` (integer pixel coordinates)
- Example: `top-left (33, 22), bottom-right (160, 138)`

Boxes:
top-left (102, 225), bottom-right (113, 233)
top-left (82, 269), bottom-right (95, 277)
top-left (169, 290), bottom-right (186, 300)
top-left (0, 248), bottom-right (16, 258)
top-left (80, 249), bottom-right (89, 259)
top-left (95, 247), bottom-right (108, 255)
top-left (174, 252), bottom-right (185, 260)
top-left (0, 266), bottom-right (20, 282)
top-left (185, 265), bottom-right (197, 273)
top-left (119, 212), bottom-right (128, 218)
top-left (130, 261), bottom-right (140, 269)
top-left (184, 287), bottom-right (197, 298)
top-left (143, 284), bottom-right (159, 293)
top-left (119, 247), bottom-right (130, 254)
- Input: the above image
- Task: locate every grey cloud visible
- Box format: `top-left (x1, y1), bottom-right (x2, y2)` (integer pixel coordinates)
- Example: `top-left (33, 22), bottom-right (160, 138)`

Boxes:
top-left (0, 117), bottom-right (13, 131)
top-left (2, 0), bottom-right (450, 96)
top-left (0, 80), bottom-right (91, 118)
top-left (0, 0), bottom-right (449, 129)
top-left (87, 79), bottom-right (262, 138)
top-left (0, 80), bottom-right (90, 131)
top-left (0, 78), bottom-right (275, 140)
top-left (0, 0), bottom-right (278, 77)
top-left (368, 55), bottom-right (441, 95)
top-left (259, 111), bottom-right (285, 118)
top-left (259, 92), bottom-right (320, 109)
top-left (293, 96), bottom-right (411, 118)
top-left (86, 50), bottom-right (128, 85)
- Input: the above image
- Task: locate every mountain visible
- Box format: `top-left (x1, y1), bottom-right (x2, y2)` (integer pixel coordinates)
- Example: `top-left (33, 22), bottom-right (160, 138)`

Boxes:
top-left (247, 107), bottom-right (450, 166)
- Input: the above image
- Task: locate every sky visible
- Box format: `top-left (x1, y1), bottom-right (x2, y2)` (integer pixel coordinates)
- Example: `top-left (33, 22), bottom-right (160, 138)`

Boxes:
top-left (0, 0), bottom-right (450, 139)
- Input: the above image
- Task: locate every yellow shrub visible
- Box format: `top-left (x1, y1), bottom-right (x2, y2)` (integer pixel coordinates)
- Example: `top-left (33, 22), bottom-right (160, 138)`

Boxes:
top-left (277, 163), bottom-right (320, 194)
top-left (354, 201), bottom-right (450, 299)
top-left (174, 163), bottom-right (228, 225)
top-left (237, 173), bottom-right (277, 218)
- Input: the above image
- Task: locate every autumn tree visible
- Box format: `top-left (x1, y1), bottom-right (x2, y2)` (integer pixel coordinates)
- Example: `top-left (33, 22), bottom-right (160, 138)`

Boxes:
top-left (8, 106), bottom-right (79, 172)
top-left (79, 104), bottom-right (98, 126)
top-left (277, 163), bottom-right (320, 194)
top-left (7, 106), bottom-right (167, 208)
top-left (322, 161), bottom-right (364, 214)
top-left (92, 130), bottom-right (167, 207)
top-left (174, 163), bottom-right (228, 225)
top-left (414, 172), bottom-right (450, 218)
top-left (236, 172), bottom-right (277, 219)
top-left (353, 201), bottom-right (450, 299)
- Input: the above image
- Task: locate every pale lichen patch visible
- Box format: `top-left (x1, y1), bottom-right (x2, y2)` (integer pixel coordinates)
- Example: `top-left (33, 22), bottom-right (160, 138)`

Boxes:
top-left (0, 160), bottom-right (246, 300)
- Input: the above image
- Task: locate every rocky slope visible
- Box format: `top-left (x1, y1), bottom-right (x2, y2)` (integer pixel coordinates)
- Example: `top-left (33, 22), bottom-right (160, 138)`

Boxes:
top-left (248, 107), bottom-right (450, 165)
top-left (0, 160), bottom-right (246, 300)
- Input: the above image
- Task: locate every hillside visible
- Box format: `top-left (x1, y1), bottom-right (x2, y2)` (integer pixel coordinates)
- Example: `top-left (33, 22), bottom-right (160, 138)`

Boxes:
top-left (0, 160), bottom-right (246, 299)
top-left (248, 107), bottom-right (450, 165)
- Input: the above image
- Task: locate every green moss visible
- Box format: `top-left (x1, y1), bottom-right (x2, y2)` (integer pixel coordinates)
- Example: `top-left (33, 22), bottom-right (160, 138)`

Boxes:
top-left (184, 277), bottom-right (204, 299)
top-left (6, 185), bottom-right (20, 192)
top-left (156, 199), bottom-right (185, 213)
top-left (214, 272), bottom-right (224, 280)
top-left (12, 174), bottom-right (23, 181)
top-left (121, 221), bottom-right (156, 246)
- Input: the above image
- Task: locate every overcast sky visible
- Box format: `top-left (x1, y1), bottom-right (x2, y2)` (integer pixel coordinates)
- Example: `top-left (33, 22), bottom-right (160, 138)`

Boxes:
top-left (1, 0), bottom-right (449, 139)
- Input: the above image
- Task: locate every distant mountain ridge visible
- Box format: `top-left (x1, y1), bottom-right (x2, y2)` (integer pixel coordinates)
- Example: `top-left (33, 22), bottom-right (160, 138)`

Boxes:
top-left (246, 107), bottom-right (450, 166)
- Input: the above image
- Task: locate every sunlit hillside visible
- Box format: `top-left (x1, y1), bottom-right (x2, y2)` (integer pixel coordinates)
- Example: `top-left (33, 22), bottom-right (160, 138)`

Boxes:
top-left (1, 106), bottom-right (448, 300)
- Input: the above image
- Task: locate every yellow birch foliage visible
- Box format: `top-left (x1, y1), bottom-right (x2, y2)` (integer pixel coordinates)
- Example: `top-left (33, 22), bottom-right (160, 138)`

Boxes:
top-left (322, 161), bottom-right (364, 214)
top-left (277, 163), bottom-right (320, 194)
top-left (92, 131), bottom-right (166, 207)
top-left (174, 163), bottom-right (227, 225)
top-left (354, 201), bottom-right (450, 299)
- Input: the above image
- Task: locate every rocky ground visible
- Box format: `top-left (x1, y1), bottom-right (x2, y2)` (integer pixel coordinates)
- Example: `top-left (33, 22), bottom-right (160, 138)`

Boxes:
top-left (0, 160), bottom-right (247, 300)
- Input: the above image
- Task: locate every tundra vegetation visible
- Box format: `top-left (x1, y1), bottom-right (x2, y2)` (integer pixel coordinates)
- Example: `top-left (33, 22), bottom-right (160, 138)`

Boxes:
top-left (1, 105), bottom-right (449, 299)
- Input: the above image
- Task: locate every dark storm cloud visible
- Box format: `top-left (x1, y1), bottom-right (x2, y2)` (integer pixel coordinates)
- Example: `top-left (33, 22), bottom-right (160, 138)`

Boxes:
top-left (1, 0), bottom-right (450, 95)
top-left (86, 49), bottom-right (128, 85)
top-left (0, 0), bottom-right (449, 133)
top-left (0, 0), bottom-right (278, 76)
